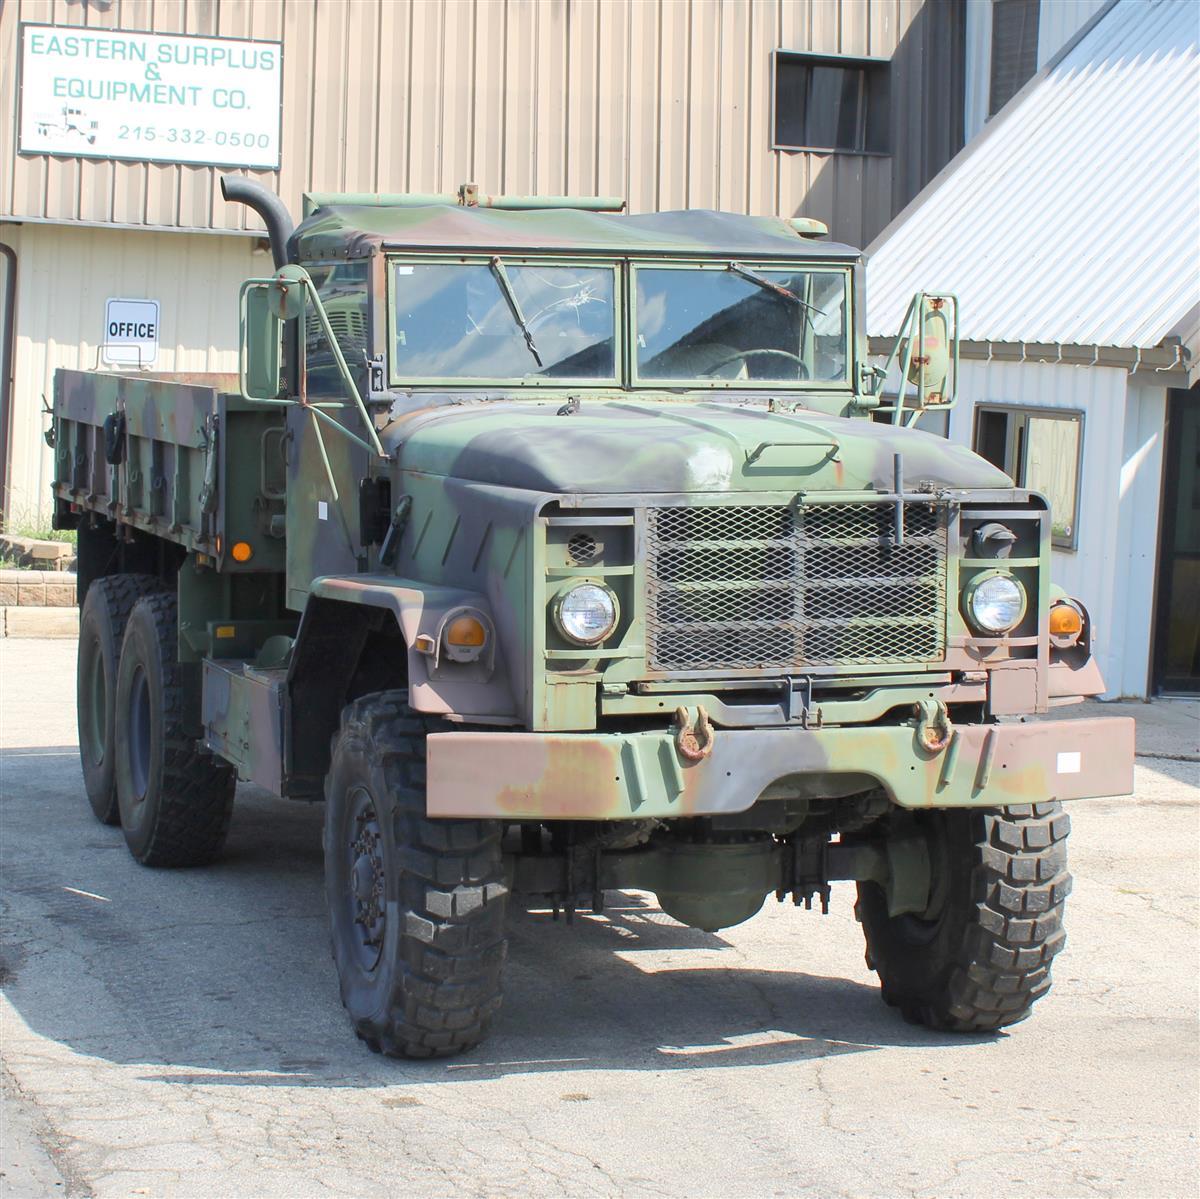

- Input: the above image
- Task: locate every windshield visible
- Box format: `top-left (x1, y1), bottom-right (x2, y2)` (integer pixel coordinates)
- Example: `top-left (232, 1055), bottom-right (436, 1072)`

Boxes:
top-left (635, 266), bottom-right (850, 384)
top-left (391, 261), bottom-right (615, 381)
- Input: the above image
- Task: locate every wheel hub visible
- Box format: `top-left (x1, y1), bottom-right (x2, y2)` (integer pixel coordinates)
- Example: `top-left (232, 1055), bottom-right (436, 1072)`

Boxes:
top-left (346, 796), bottom-right (386, 969)
top-left (351, 854), bottom-right (375, 902)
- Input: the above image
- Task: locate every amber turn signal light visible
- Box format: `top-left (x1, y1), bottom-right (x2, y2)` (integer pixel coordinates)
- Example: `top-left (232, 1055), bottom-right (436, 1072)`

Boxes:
top-left (445, 615), bottom-right (487, 647)
top-left (1049, 603), bottom-right (1082, 637)
top-left (230, 541), bottom-right (254, 563)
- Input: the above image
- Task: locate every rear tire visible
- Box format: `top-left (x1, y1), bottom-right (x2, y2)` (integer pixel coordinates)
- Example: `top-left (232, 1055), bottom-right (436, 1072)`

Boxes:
top-left (856, 803), bottom-right (1072, 1032)
top-left (76, 574), bottom-right (160, 824)
top-left (114, 592), bottom-right (235, 866)
top-left (324, 691), bottom-right (507, 1058)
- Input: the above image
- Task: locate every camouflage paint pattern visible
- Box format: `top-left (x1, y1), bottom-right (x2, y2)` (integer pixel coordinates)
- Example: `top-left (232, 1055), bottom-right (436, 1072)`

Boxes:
top-left (201, 658), bottom-right (286, 793)
top-left (52, 198), bottom-right (1131, 814)
top-left (52, 369), bottom-right (285, 577)
top-left (425, 716), bottom-right (1135, 820)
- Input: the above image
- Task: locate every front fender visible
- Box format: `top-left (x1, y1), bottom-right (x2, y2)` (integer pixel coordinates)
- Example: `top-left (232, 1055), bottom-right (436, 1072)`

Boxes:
top-left (311, 575), bottom-right (518, 721)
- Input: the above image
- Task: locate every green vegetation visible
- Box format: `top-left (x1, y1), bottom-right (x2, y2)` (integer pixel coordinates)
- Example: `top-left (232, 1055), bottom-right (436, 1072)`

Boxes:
top-left (0, 507), bottom-right (77, 544)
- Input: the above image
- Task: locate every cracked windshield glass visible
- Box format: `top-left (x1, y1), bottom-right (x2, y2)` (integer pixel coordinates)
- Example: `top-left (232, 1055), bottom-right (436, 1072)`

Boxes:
top-left (391, 261), bottom-right (615, 380)
top-left (635, 266), bottom-right (849, 383)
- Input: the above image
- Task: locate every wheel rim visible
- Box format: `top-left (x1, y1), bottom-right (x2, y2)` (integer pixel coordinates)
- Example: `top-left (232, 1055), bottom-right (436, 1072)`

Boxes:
top-left (127, 664), bottom-right (152, 804)
top-left (80, 634), bottom-right (107, 768)
top-left (345, 786), bottom-right (387, 972)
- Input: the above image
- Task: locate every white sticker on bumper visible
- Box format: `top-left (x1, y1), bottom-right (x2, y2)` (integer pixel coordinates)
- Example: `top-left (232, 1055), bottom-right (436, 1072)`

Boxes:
top-left (1057, 751), bottom-right (1082, 774)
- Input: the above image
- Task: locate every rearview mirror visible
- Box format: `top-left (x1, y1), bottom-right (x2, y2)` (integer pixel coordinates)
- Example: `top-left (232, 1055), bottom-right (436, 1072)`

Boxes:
top-left (906, 296), bottom-right (952, 403)
top-left (240, 281), bottom-right (283, 400)
top-left (876, 292), bottom-right (959, 425)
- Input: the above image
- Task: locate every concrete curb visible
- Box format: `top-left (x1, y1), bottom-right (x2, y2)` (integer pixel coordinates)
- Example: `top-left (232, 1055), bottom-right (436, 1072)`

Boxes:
top-left (1, 607), bottom-right (78, 638)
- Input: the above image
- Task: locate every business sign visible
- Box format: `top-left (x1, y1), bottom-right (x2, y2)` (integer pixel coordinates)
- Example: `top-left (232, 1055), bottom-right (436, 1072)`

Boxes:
top-left (103, 298), bottom-right (160, 367)
top-left (18, 24), bottom-right (282, 169)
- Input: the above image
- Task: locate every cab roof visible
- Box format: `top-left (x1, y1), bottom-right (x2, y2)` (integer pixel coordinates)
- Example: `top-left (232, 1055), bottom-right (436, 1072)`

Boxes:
top-left (289, 203), bottom-right (860, 262)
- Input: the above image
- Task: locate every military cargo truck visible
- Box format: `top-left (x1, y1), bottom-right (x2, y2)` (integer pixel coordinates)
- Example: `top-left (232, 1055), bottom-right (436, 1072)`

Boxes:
top-left (50, 176), bottom-right (1134, 1058)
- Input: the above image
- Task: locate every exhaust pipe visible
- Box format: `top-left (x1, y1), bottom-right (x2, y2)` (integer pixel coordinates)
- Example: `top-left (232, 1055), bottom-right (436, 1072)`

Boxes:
top-left (220, 175), bottom-right (294, 270)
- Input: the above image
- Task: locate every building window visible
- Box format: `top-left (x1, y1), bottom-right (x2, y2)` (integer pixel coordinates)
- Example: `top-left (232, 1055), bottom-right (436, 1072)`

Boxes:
top-left (989, 0), bottom-right (1040, 116)
top-left (773, 52), bottom-right (890, 154)
top-left (975, 405), bottom-right (1083, 550)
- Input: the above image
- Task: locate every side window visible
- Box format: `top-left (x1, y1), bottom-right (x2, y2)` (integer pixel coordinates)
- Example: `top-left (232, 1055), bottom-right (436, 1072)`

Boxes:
top-left (773, 52), bottom-right (890, 155)
top-left (304, 262), bottom-right (369, 394)
top-left (989, 0), bottom-right (1040, 116)
top-left (974, 405), bottom-right (1083, 550)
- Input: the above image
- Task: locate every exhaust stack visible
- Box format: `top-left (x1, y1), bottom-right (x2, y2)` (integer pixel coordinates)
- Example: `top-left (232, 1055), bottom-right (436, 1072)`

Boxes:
top-left (220, 175), bottom-right (294, 270)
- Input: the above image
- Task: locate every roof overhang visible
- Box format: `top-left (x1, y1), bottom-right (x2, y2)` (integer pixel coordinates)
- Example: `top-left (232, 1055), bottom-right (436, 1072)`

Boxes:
top-left (867, 336), bottom-right (1196, 388)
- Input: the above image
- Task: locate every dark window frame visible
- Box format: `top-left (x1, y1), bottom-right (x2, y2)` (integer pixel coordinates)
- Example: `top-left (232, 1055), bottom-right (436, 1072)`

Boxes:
top-left (973, 403), bottom-right (1085, 551)
top-left (988, 0), bottom-right (1040, 117)
top-left (771, 50), bottom-right (892, 157)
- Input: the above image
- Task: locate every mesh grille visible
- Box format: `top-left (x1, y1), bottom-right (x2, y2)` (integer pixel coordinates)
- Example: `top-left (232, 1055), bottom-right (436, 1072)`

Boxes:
top-left (646, 502), bottom-right (947, 671)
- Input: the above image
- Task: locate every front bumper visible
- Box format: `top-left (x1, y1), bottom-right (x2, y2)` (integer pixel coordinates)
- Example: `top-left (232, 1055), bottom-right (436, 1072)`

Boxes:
top-left (425, 716), bottom-right (1135, 820)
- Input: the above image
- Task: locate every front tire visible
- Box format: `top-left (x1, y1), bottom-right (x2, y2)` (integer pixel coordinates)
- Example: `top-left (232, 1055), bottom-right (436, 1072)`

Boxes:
top-left (857, 803), bottom-right (1072, 1031)
top-left (324, 692), bottom-right (507, 1058)
top-left (76, 574), bottom-right (160, 824)
top-left (114, 592), bottom-right (235, 866)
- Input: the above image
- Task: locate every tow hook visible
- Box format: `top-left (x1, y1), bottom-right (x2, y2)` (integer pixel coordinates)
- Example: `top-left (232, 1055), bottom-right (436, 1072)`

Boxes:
top-left (674, 705), bottom-right (715, 762)
top-left (913, 699), bottom-right (954, 753)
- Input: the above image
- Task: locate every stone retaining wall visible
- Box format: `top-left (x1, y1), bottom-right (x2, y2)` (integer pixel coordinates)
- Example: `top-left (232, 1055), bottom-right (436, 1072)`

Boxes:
top-left (0, 570), bottom-right (77, 607)
top-left (0, 570), bottom-right (79, 637)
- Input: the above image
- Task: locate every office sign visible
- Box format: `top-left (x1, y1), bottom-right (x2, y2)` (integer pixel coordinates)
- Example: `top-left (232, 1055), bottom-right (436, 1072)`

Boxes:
top-left (104, 298), bottom-right (160, 366)
top-left (18, 24), bottom-right (282, 169)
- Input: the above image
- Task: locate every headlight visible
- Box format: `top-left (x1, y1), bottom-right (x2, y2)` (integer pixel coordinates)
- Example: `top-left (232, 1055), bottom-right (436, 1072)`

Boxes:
top-left (554, 583), bottom-right (618, 645)
top-left (965, 572), bottom-right (1026, 634)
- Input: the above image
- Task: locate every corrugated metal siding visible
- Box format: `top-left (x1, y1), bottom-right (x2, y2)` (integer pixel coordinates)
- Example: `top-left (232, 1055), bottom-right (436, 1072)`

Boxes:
top-left (868, 0), bottom-right (1200, 349)
top-left (945, 358), bottom-right (1164, 697)
top-left (1112, 383), bottom-right (1166, 697)
top-left (0, 0), bottom-right (965, 249)
top-left (966, 0), bottom-right (1112, 143)
top-left (1036, 0), bottom-right (1110, 67)
top-left (0, 222), bottom-right (258, 521)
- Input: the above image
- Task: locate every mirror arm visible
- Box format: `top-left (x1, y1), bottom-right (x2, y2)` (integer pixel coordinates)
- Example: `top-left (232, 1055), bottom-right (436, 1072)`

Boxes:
top-left (296, 269), bottom-right (387, 458)
top-left (239, 269), bottom-right (388, 462)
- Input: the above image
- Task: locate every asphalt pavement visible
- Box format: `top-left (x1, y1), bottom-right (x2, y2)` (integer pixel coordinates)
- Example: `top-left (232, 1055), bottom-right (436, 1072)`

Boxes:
top-left (1, 638), bottom-right (1197, 1198)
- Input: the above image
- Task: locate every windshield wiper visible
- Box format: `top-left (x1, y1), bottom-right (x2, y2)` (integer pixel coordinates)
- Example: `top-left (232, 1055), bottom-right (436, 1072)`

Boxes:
top-left (728, 261), bottom-right (826, 316)
top-left (490, 256), bottom-right (544, 367)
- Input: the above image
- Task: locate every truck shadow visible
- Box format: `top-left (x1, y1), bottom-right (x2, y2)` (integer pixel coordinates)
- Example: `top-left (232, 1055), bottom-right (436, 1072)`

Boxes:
top-left (1, 766), bottom-right (1005, 1089)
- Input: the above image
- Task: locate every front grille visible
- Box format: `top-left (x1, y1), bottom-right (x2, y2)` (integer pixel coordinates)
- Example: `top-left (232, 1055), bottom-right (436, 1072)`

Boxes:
top-left (646, 502), bottom-right (947, 671)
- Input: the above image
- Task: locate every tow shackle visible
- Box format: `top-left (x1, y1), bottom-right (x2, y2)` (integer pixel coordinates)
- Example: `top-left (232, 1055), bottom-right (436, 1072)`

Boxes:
top-left (674, 705), bottom-right (715, 762)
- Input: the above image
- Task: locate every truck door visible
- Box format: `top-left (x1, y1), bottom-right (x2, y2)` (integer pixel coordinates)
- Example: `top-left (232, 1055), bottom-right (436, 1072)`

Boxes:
top-left (284, 262), bottom-right (371, 611)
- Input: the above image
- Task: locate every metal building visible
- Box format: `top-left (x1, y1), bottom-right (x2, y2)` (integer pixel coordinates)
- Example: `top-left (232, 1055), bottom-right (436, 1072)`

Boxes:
top-left (0, 0), bottom-right (968, 520)
top-left (867, 0), bottom-right (1200, 697)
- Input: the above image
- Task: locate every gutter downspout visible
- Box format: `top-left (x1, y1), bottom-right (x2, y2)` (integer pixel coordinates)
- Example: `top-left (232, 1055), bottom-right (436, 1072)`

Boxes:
top-left (0, 240), bottom-right (16, 524)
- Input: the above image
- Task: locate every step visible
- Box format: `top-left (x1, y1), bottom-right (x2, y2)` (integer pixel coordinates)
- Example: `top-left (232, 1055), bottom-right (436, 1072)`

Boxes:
top-left (1, 607), bottom-right (79, 638)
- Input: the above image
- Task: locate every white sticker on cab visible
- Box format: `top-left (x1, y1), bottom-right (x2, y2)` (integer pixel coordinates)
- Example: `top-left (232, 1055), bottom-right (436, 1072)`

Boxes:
top-left (318, 501), bottom-right (328, 521)
top-left (1057, 751), bottom-right (1082, 774)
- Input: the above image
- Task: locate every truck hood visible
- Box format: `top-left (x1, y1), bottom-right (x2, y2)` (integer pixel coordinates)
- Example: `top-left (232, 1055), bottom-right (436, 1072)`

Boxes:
top-left (384, 399), bottom-right (1012, 494)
